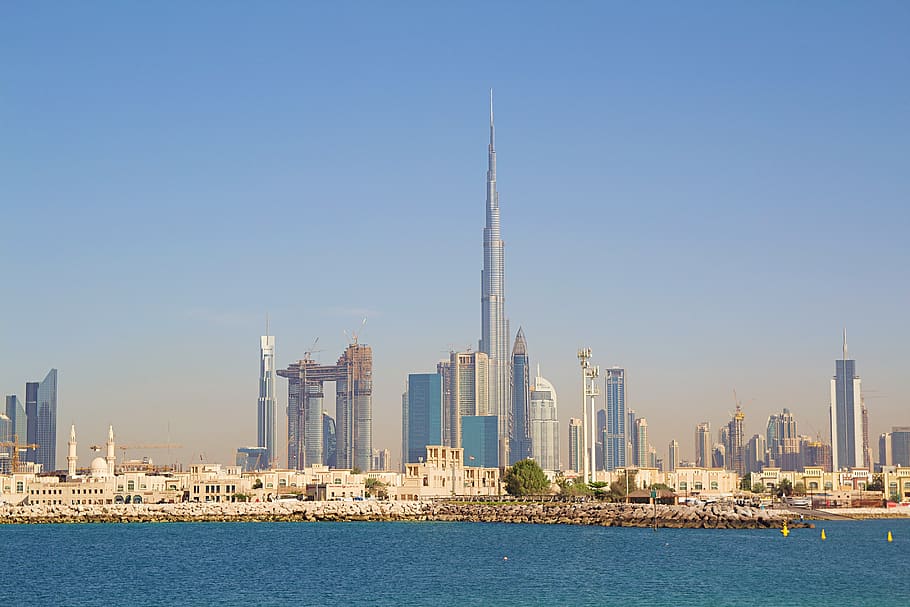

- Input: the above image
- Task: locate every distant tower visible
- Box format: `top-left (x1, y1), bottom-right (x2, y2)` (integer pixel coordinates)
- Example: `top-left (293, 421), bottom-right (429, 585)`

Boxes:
top-left (830, 330), bottom-right (862, 470)
top-left (727, 404), bottom-right (745, 477)
top-left (695, 422), bottom-right (711, 468)
top-left (106, 425), bottom-right (116, 476)
top-left (5, 395), bottom-right (26, 446)
top-left (861, 398), bottom-right (872, 471)
top-left (668, 439), bottom-right (679, 472)
top-left (279, 341), bottom-right (372, 471)
top-left (323, 412), bottom-right (337, 469)
top-left (529, 369), bottom-right (559, 471)
top-left (258, 326), bottom-right (277, 470)
top-left (67, 425), bottom-right (77, 478)
top-left (634, 418), bottom-right (649, 468)
top-left (405, 373), bottom-right (443, 465)
top-left (509, 328), bottom-right (531, 464)
top-left (568, 418), bottom-right (584, 473)
top-left (479, 90), bottom-right (511, 467)
top-left (449, 350), bottom-right (491, 458)
top-left (32, 369), bottom-right (57, 471)
top-left (604, 367), bottom-right (626, 471)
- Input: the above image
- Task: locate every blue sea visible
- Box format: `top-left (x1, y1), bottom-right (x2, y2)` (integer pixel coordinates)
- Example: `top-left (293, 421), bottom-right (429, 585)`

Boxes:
top-left (2, 520), bottom-right (908, 606)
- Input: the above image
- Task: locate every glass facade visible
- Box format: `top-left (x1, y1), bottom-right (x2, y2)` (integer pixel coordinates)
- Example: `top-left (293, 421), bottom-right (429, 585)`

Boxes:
top-left (257, 335), bottom-right (277, 469)
top-left (406, 373), bottom-right (443, 464)
top-left (529, 375), bottom-right (559, 471)
top-left (5, 395), bottom-right (27, 444)
top-left (33, 369), bottom-right (57, 472)
top-left (605, 367), bottom-right (625, 471)
top-left (461, 415), bottom-right (498, 468)
top-left (509, 329), bottom-right (531, 465)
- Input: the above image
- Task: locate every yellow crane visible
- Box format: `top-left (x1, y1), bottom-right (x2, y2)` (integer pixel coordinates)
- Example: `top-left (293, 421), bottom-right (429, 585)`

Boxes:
top-left (0, 435), bottom-right (39, 473)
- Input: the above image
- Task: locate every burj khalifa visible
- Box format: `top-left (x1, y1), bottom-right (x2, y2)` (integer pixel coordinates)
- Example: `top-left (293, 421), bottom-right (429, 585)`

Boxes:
top-left (480, 90), bottom-right (510, 467)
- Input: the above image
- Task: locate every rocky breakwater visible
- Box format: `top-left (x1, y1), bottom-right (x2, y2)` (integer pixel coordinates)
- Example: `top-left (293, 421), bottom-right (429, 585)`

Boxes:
top-left (1, 500), bottom-right (807, 529)
top-left (427, 501), bottom-right (803, 529)
top-left (0, 500), bottom-right (430, 525)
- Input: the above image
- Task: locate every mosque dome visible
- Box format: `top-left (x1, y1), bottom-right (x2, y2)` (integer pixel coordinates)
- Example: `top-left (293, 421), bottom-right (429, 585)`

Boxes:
top-left (90, 457), bottom-right (109, 477)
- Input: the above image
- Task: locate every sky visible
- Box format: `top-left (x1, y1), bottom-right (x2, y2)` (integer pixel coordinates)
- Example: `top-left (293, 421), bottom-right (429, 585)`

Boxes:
top-left (2, 2), bottom-right (909, 470)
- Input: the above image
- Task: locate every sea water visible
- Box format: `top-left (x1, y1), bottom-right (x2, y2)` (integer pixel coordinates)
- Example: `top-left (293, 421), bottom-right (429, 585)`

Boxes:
top-left (2, 519), bottom-right (908, 606)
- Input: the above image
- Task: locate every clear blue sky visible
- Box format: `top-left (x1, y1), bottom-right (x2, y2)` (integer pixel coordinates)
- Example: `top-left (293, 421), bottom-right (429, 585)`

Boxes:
top-left (2, 2), bottom-right (908, 468)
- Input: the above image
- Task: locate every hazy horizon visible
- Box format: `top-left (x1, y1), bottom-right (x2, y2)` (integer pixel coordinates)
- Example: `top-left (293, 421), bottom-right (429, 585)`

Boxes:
top-left (3, 3), bottom-right (908, 469)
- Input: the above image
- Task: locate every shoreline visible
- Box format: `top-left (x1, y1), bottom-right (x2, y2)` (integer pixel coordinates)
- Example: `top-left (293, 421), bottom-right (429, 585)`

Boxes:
top-left (1, 500), bottom-right (885, 527)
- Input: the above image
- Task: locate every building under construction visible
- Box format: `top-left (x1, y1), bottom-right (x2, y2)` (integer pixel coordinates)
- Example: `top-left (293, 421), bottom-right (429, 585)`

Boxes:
top-left (279, 342), bottom-right (373, 471)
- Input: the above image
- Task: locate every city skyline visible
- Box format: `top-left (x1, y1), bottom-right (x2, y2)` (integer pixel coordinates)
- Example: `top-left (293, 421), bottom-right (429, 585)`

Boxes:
top-left (3, 3), bottom-right (909, 468)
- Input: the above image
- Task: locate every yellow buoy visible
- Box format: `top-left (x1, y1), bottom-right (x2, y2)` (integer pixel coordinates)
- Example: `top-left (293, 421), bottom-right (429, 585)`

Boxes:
top-left (887, 531), bottom-right (893, 543)
top-left (821, 529), bottom-right (826, 540)
top-left (781, 523), bottom-right (789, 537)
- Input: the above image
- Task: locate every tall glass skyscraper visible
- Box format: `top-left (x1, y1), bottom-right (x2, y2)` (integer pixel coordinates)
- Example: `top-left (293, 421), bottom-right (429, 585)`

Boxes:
top-left (568, 418), bottom-right (583, 473)
top-left (479, 91), bottom-right (511, 467)
top-left (323, 412), bottom-right (337, 469)
top-left (529, 372), bottom-right (559, 471)
top-left (257, 333), bottom-right (277, 469)
top-left (406, 373), bottom-right (443, 464)
top-left (34, 369), bottom-right (57, 472)
top-left (5, 395), bottom-right (27, 444)
top-left (25, 381), bottom-right (38, 462)
top-left (604, 367), bottom-right (626, 471)
top-left (830, 331), bottom-right (862, 470)
top-left (446, 350), bottom-right (490, 457)
top-left (509, 328), bottom-right (531, 465)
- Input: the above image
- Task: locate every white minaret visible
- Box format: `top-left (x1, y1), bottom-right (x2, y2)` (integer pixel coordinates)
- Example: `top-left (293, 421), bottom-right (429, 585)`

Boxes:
top-left (67, 424), bottom-right (77, 478)
top-left (106, 425), bottom-right (116, 476)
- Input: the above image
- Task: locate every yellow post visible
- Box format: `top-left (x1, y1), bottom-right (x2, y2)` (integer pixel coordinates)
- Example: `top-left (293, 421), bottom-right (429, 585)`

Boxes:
top-left (821, 529), bottom-right (826, 540)
top-left (887, 531), bottom-right (893, 543)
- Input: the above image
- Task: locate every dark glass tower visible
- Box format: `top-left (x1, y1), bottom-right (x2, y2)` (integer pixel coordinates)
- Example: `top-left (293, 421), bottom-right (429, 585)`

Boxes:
top-left (406, 373), bottom-right (443, 464)
top-left (830, 331), bottom-right (861, 470)
top-left (509, 328), bottom-right (531, 465)
top-left (605, 368), bottom-right (626, 471)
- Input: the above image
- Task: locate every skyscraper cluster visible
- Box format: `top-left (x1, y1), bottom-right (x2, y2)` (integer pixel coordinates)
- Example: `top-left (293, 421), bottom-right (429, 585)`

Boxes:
top-left (2, 369), bottom-right (58, 473)
top-left (401, 94), bottom-right (560, 472)
top-left (279, 341), bottom-right (373, 471)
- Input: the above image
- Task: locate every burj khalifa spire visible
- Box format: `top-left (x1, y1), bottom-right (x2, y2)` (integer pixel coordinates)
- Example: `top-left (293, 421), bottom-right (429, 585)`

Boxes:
top-left (480, 89), bottom-right (511, 466)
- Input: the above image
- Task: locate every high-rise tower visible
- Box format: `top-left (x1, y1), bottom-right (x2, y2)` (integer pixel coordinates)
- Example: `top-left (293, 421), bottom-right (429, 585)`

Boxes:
top-left (258, 327), bottom-right (277, 470)
top-left (509, 328), bottom-right (531, 464)
top-left (529, 369), bottom-right (559, 471)
top-left (34, 369), bottom-right (57, 472)
top-left (831, 330), bottom-right (862, 470)
top-left (480, 90), bottom-right (510, 467)
top-left (279, 341), bottom-right (372, 471)
top-left (604, 367), bottom-right (626, 471)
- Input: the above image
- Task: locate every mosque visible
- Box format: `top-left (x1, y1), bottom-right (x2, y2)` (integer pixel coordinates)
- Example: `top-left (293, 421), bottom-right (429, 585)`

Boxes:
top-left (22, 425), bottom-right (181, 505)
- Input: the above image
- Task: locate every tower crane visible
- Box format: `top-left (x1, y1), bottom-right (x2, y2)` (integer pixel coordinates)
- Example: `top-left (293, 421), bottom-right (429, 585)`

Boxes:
top-left (0, 435), bottom-right (39, 474)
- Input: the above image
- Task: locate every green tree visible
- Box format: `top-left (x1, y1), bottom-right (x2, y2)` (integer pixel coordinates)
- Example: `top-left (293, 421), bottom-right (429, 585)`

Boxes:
top-left (560, 478), bottom-right (593, 498)
top-left (776, 478), bottom-right (793, 497)
top-left (866, 475), bottom-right (884, 493)
top-left (889, 492), bottom-right (902, 504)
top-left (351, 466), bottom-right (363, 475)
top-left (752, 483), bottom-right (765, 494)
top-left (503, 459), bottom-right (551, 496)
top-left (740, 476), bottom-right (753, 491)
top-left (793, 482), bottom-right (806, 496)
top-left (365, 477), bottom-right (388, 499)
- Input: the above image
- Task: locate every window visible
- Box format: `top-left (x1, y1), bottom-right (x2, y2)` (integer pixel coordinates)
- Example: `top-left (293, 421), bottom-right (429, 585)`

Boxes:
top-left (127, 480), bottom-right (135, 491)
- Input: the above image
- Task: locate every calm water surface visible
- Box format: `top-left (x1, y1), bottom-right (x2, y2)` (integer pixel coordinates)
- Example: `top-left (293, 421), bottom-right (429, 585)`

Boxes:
top-left (2, 519), bottom-right (908, 606)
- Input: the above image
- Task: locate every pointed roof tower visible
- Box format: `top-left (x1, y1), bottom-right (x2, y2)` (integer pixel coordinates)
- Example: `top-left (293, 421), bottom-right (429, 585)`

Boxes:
top-left (512, 327), bottom-right (527, 356)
